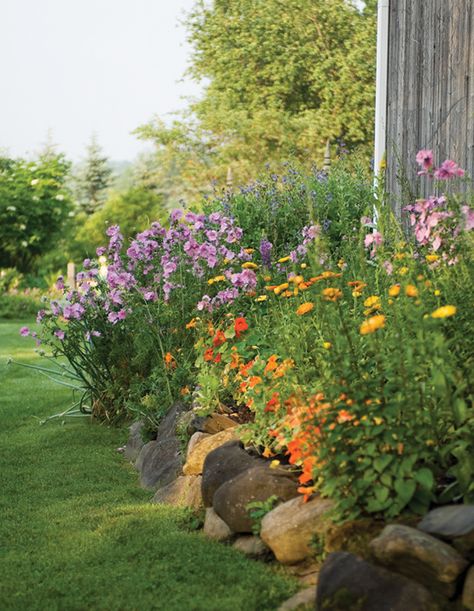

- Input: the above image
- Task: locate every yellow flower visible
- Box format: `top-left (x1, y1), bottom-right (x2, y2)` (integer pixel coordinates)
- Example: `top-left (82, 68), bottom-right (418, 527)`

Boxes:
top-left (278, 256), bottom-right (290, 263)
top-left (360, 314), bottom-right (386, 335)
top-left (431, 305), bottom-right (457, 319)
top-left (300, 263), bottom-right (307, 269)
top-left (364, 295), bottom-right (381, 308)
top-left (242, 262), bottom-right (259, 270)
top-left (263, 275), bottom-right (272, 282)
top-left (426, 254), bottom-right (439, 263)
top-left (322, 287), bottom-right (342, 302)
top-left (323, 342), bottom-right (332, 350)
top-left (399, 267), bottom-right (409, 275)
top-left (296, 302), bottom-right (314, 316)
top-left (405, 284), bottom-right (418, 298)
top-left (244, 248), bottom-right (255, 254)
top-left (207, 275), bottom-right (226, 285)
top-left (270, 460), bottom-right (281, 469)
top-left (434, 289), bottom-right (441, 296)
top-left (255, 295), bottom-right (268, 302)
top-left (289, 275), bottom-right (304, 285)
top-left (388, 284), bottom-right (400, 297)
top-left (373, 417), bottom-right (384, 426)
top-left (274, 283), bottom-right (289, 295)
top-left (394, 253), bottom-right (406, 260)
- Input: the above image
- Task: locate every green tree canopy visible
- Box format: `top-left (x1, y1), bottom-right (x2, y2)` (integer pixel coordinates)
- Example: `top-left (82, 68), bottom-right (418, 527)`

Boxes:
top-left (0, 153), bottom-right (73, 272)
top-left (136, 0), bottom-right (376, 199)
top-left (75, 135), bottom-right (113, 215)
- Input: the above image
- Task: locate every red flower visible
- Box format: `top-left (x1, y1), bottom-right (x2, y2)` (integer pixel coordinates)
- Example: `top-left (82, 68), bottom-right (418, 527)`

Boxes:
top-left (264, 392), bottom-right (280, 413)
top-left (213, 353), bottom-right (222, 364)
top-left (204, 348), bottom-right (214, 362)
top-left (213, 330), bottom-right (226, 348)
top-left (234, 317), bottom-right (249, 338)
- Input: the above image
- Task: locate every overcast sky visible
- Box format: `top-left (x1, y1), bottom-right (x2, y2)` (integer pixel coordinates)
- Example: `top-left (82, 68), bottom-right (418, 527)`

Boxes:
top-left (0, 0), bottom-right (201, 162)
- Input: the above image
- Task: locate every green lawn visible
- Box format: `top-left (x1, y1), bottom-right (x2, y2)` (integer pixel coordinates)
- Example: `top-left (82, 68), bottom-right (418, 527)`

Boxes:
top-left (0, 321), bottom-right (296, 611)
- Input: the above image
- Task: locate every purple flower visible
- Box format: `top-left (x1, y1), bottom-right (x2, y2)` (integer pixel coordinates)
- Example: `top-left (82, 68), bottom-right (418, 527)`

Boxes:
top-left (259, 238), bottom-right (273, 267)
top-left (20, 326), bottom-right (30, 337)
top-left (54, 329), bottom-right (65, 340)
top-left (170, 209), bottom-right (183, 223)
top-left (461, 205), bottom-right (474, 231)
top-left (55, 276), bottom-right (65, 291)
top-left (96, 247), bottom-right (106, 257)
top-left (83, 258), bottom-right (91, 268)
top-left (143, 291), bottom-right (156, 302)
top-left (63, 303), bottom-right (85, 320)
top-left (36, 310), bottom-right (46, 323)
top-left (416, 149), bottom-right (434, 173)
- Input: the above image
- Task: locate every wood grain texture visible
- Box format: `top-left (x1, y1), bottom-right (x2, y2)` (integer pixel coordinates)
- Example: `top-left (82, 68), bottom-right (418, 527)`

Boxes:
top-left (386, 0), bottom-right (474, 216)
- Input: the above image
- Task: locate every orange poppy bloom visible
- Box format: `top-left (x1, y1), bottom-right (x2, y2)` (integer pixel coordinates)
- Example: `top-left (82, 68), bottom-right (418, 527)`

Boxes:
top-left (234, 317), bottom-right (249, 338)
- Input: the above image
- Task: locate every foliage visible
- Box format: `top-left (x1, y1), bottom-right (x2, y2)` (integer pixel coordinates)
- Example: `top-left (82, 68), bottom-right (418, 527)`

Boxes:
top-left (0, 289), bottom-right (43, 319)
top-left (246, 495), bottom-right (279, 535)
top-left (136, 0), bottom-right (376, 198)
top-left (0, 153), bottom-right (73, 272)
top-left (73, 186), bottom-right (168, 257)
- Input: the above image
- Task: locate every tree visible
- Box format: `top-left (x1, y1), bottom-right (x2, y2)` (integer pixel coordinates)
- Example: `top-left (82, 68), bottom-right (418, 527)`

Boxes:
top-left (136, 0), bottom-right (376, 198)
top-left (0, 153), bottom-right (73, 272)
top-left (76, 135), bottom-right (112, 215)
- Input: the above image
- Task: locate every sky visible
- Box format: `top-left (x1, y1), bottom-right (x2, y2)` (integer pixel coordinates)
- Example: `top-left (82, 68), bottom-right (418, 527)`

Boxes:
top-left (0, 0), bottom-right (202, 162)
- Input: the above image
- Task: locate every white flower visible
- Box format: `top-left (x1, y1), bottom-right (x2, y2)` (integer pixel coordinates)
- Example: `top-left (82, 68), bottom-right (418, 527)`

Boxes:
top-left (21, 240), bottom-right (28, 247)
top-left (6, 205), bottom-right (16, 212)
top-left (55, 194), bottom-right (64, 201)
top-left (30, 179), bottom-right (39, 186)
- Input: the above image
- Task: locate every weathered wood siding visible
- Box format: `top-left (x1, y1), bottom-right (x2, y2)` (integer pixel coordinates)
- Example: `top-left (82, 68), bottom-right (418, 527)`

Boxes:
top-left (386, 0), bottom-right (474, 217)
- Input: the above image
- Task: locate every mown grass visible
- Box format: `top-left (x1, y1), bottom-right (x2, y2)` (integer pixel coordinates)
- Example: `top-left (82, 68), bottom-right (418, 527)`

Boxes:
top-left (0, 321), bottom-right (296, 610)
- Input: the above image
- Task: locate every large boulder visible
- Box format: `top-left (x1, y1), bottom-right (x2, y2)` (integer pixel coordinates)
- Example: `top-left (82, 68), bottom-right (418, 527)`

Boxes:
top-left (183, 428), bottom-right (238, 475)
top-left (418, 505), bottom-right (474, 559)
top-left (135, 403), bottom-right (187, 489)
top-left (186, 432), bottom-right (210, 458)
top-left (151, 475), bottom-right (202, 509)
top-left (369, 524), bottom-right (469, 597)
top-left (201, 440), bottom-right (264, 506)
top-left (123, 420), bottom-right (146, 464)
top-left (203, 507), bottom-right (234, 541)
top-left (462, 565), bottom-right (474, 610)
top-left (260, 495), bottom-right (334, 564)
top-left (316, 552), bottom-right (441, 611)
top-left (212, 464), bottom-right (299, 533)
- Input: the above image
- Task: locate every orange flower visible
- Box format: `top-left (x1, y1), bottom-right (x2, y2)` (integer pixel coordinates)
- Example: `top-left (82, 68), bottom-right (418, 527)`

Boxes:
top-left (264, 354), bottom-right (279, 374)
top-left (296, 302), bottom-right (314, 316)
top-left (249, 375), bottom-right (262, 389)
top-left (388, 284), bottom-right (401, 297)
top-left (186, 318), bottom-right (197, 329)
top-left (405, 284), bottom-right (418, 298)
top-left (234, 317), bottom-right (249, 338)
top-left (180, 386), bottom-right (190, 396)
top-left (360, 314), bottom-right (386, 335)
top-left (297, 486), bottom-right (315, 502)
top-left (213, 353), bottom-right (222, 364)
top-left (229, 348), bottom-right (240, 369)
top-left (213, 329), bottom-right (226, 347)
top-left (203, 347), bottom-right (214, 362)
top-left (322, 287), bottom-right (342, 302)
top-left (164, 352), bottom-right (177, 369)
top-left (337, 409), bottom-right (354, 423)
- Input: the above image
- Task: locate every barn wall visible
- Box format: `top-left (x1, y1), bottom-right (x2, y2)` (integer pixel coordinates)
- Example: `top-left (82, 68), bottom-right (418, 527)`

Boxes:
top-left (386, 0), bottom-right (474, 216)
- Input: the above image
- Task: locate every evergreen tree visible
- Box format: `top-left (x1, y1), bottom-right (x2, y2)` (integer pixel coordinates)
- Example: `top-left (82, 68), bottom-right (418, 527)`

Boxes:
top-left (77, 135), bottom-right (112, 215)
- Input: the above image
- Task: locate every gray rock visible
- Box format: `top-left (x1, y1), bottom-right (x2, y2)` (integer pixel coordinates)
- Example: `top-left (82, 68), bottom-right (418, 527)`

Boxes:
top-left (201, 440), bottom-right (264, 506)
top-left (462, 565), bottom-right (474, 610)
top-left (418, 505), bottom-right (474, 559)
top-left (203, 507), bottom-right (234, 541)
top-left (278, 587), bottom-right (316, 610)
top-left (260, 495), bottom-right (334, 564)
top-left (213, 464), bottom-right (299, 533)
top-left (151, 475), bottom-right (202, 509)
top-left (316, 552), bottom-right (441, 611)
top-left (183, 428), bottom-right (238, 475)
top-left (232, 535), bottom-right (270, 558)
top-left (123, 420), bottom-right (145, 464)
top-left (135, 403), bottom-right (187, 489)
top-left (369, 524), bottom-right (469, 597)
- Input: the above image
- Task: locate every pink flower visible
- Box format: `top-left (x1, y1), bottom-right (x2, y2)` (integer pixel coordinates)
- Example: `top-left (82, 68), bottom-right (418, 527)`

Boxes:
top-left (416, 149), bottom-right (434, 173)
top-left (461, 206), bottom-right (474, 231)
top-left (434, 160), bottom-right (465, 180)
top-left (54, 329), bottom-right (65, 340)
top-left (20, 326), bottom-right (30, 337)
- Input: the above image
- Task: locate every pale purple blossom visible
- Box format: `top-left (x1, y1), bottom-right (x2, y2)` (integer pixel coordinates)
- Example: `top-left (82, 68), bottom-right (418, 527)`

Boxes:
top-left (20, 326), bottom-right (30, 336)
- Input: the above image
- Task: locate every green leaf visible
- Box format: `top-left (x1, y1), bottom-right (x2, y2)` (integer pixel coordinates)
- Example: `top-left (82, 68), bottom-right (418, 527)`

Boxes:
top-left (374, 454), bottom-right (394, 473)
top-left (394, 478), bottom-right (416, 506)
top-left (453, 399), bottom-right (468, 426)
top-left (375, 485), bottom-right (390, 504)
top-left (415, 468), bottom-right (434, 491)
